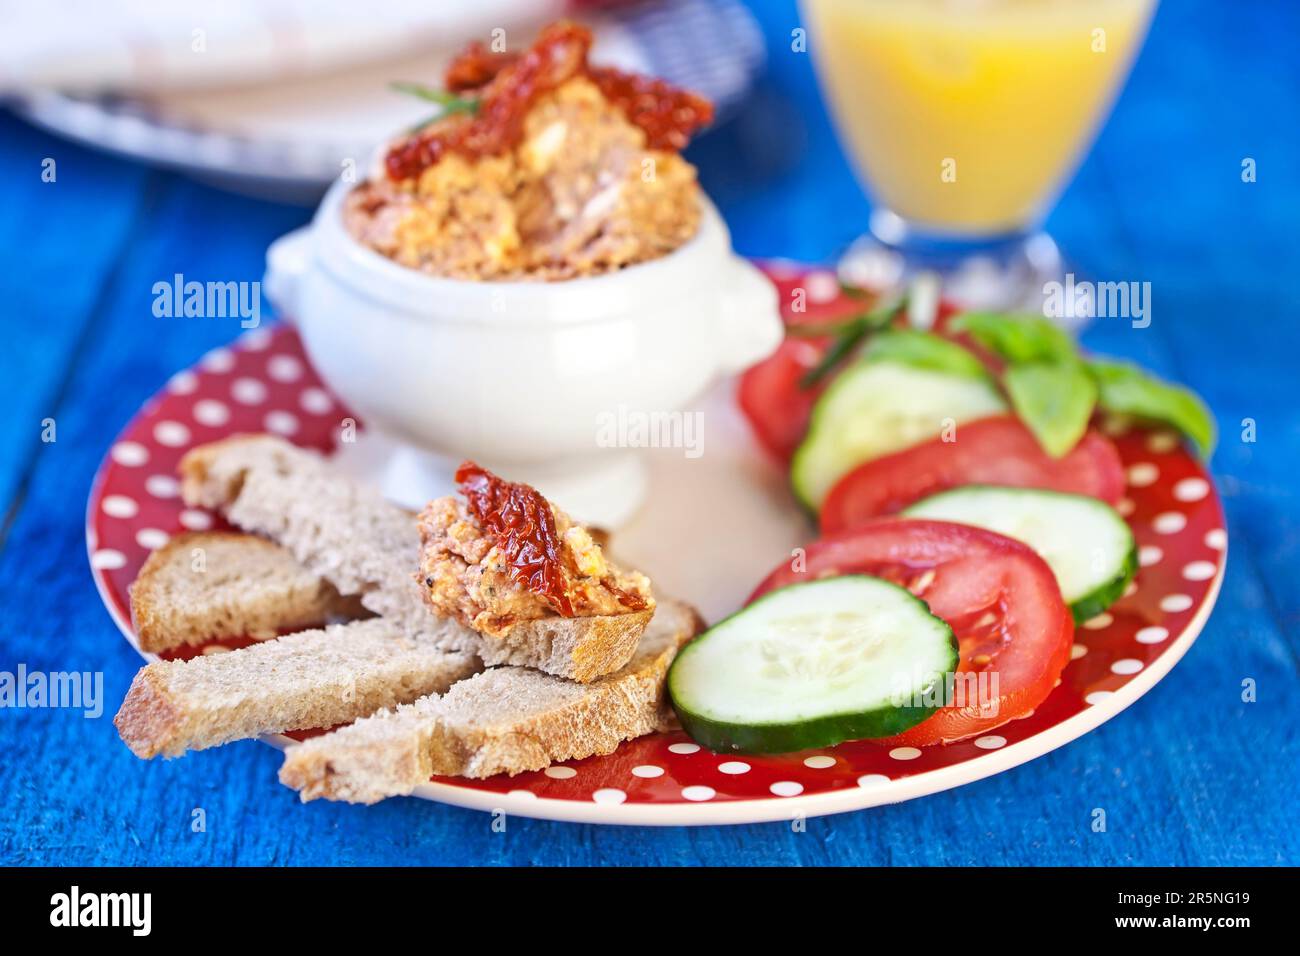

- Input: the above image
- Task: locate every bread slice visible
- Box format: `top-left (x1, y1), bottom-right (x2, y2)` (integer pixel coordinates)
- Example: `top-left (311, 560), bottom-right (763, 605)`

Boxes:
top-left (179, 435), bottom-right (435, 632)
top-left (278, 598), bottom-right (703, 804)
top-left (180, 435), bottom-right (653, 681)
top-left (129, 531), bottom-right (363, 653)
top-left (114, 617), bottom-right (481, 759)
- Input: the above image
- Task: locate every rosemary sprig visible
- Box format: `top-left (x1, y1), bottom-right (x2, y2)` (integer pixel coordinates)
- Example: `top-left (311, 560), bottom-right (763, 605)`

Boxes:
top-left (390, 81), bottom-right (481, 131)
top-left (799, 292), bottom-right (909, 389)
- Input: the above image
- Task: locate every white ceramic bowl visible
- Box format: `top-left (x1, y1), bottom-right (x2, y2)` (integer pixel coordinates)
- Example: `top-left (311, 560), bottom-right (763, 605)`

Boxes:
top-left (264, 177), bottom-right (782, 525)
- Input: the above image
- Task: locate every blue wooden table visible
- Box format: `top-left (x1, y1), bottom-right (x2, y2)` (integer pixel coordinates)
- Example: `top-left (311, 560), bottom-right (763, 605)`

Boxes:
top-left (1, 0), bottom-right (1296, 866)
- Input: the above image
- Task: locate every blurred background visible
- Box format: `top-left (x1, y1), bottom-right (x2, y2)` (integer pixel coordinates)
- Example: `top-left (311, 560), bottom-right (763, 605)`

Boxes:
top-left (1, 0), bottom-right (1296, 865)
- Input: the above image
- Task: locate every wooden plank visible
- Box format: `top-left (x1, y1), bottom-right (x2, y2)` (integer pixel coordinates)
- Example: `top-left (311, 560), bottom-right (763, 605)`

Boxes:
top-left (0, 115), bottom-right (152, 518)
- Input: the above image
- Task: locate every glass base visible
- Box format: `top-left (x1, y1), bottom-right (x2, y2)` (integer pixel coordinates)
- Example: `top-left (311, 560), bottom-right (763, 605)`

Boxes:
top-left (838, 210), bottom-right (1073, 324)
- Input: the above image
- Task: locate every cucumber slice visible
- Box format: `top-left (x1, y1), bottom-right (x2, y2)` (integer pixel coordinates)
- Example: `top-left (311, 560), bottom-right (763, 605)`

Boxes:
top-left (668, 575), bottom-right (958, 754)
top-left (902, 485), bottom-right (1137, 622)
top-left (791, 360), bottom-right (1007, 511)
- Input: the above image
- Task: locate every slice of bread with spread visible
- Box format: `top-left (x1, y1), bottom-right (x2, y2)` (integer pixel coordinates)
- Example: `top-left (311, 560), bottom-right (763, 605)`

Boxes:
top-left (414, 462), bottom-right (655, 682)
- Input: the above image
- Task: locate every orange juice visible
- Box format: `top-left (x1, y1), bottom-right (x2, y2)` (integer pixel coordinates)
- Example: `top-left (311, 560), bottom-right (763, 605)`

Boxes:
top-left (802, 0), bottom-right (1156, 235)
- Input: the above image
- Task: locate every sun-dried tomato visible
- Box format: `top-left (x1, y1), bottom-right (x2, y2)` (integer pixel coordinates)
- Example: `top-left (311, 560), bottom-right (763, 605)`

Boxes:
top-left (444, 42), bottom-right (517, 92)
top-left (456, 461), bottom-right (576, 616)
top-left (385, 20), bottom-right (713, 181)
top-left (588, 66), bottom-right (714, 152)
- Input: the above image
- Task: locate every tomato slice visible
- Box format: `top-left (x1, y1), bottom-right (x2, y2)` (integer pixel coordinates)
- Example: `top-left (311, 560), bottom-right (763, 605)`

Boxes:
top-left (820, 415), bottom-right (1125, 532)
top-left (736, 337), bottom-right (830, 462)
top-left (750, 519), bottom-right (1074, 746)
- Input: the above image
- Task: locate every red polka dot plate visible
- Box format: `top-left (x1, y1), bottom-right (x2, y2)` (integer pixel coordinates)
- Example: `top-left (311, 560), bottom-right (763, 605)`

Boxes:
top-left (87, 268), bottom-right (1226, 825)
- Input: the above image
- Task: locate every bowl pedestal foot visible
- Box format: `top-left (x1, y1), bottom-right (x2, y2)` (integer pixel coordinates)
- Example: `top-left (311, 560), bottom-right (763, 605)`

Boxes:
top-left (333, 431), bottom-right (648, 530)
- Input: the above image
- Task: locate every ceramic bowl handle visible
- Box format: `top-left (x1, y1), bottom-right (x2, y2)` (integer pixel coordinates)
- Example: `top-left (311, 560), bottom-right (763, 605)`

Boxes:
top-left (263, 227), bottom-right (313, 325)
top-left (715, 257), bottom-right (783, 375)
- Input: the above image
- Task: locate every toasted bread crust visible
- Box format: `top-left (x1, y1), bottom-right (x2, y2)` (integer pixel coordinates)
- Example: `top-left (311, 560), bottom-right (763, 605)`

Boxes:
top-left (278, 598), bottom-right (704, 803)
top-left (129, 531), bottom-right (361, 652)
top-left (114, 668), bottom-right (183, 759)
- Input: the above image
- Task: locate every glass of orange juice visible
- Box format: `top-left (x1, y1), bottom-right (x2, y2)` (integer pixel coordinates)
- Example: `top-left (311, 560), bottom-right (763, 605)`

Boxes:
top-left (800, 0), bottom-right (1157, 309)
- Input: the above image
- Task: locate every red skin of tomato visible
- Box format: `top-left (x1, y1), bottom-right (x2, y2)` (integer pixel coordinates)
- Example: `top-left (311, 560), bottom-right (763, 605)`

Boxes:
top-left (750, 518), bottom-right (1075, 746)
top-left (820, 416), bottom-right (1126, 532)
top-left (736, 337), bottom-right (830, 461)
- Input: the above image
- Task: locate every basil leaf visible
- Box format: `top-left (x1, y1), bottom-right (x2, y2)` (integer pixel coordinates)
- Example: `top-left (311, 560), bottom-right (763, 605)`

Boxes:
top-left (1004, 361), bottom-right (1098, 458)
top-left (866, 329), bottom-right (991, 381)
top-left (1087, 359), bottom-right (1217, 458)
top-left (954, 312), bottom-right (1077, 364)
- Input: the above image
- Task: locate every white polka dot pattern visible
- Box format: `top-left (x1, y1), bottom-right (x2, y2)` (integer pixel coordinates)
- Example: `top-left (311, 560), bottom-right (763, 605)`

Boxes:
top-left (265, 410), bottom-right (299, 436)
top-left (200, 348), bottom-right (235, 373)
top-left (178, 509), bottom-right (213, 531)
top-left (135, 528), bottom-right (169, 550)
top-left (145, 475), bottom-right (179, 499)
top-left (90, 548), bottom-right (127, 570)
top-left (193, 399), bottom-right (231, 427)
top-left (232, 377), bottom-right (268, 405)
top-left (1136, 626), bottom-right (1169, 644)
top-left (153, 421), bottom-right (191, 447)
top-left (102, 495), bottom-right (138, 518)
top-left (1127, 463), bottom-right (1159, 487)
top-left (267, 355), bottom-right (304, 382)
top-left (1145, 431), bottom-right (1180, 453)
top-left (1173, 478), bottom-right (1210, 502)
top-left (1153, 512), bottom-right (1187, 534)
top-left (240, 328), bottom-right (272, 351)
top-left (168, 370), bottom-right (198, 394)
top-left (111, 442), bottom-right (149, 467)
top-left (681, 786), bottom-right (715, 802)
top-left (299, 387), bottom-right (333, 415)
top-left (804, 270), bottom-right (839, 302)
